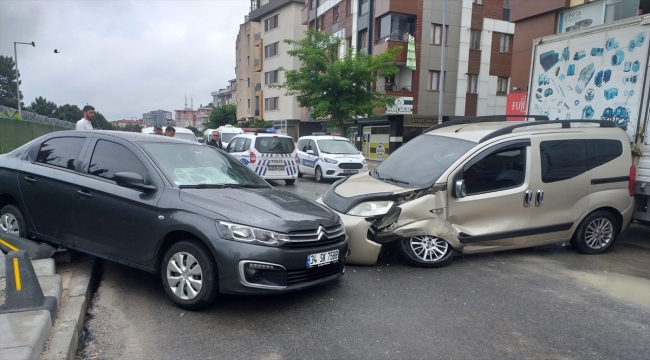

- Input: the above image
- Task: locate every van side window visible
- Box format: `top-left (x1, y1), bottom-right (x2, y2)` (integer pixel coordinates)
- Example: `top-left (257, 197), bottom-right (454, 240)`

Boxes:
top-left (243, 139), bottom-right (252, 151)
top-left (308, 140), bottom-right (318, 154)
top-left (226, 138), bottom-right (240, 153)
top-left (234, 138), bottom-right (248, 152)
top-left (540, 140), bottom-right (588, 183)
top-left (587, 139), bottom-right (623, 169)
top-left (297, 139), bottom-right (308, 152)
top-left (464, 147), bottom-right (526, 195)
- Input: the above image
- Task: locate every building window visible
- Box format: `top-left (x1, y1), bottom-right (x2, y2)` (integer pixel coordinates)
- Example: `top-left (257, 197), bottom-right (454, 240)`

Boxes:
top-left (246, 34), bottom-right (250, 44)
top-left (264, 42), bottom-right (279, 58)
top-left (473, 0), bottom-right (483, 4)
top-left (264, 14), bottom-right (279, 32)
top-left (319, 15), bottom-right (325, 30)
top-left (378, 13), bottom-right (416, 42)
top-left (265, 97), bottom-right (279, 111)
top-left (247, 99), bottom-right (250, 109)
top-left (429, 70), bottom-right (445, 91)
top-left (346, 0), bottom-right (351, 15)
top-left (248, 78), bottom-right (250, 88)
top-left (265, 70), bottom-right (279, 85)
top-left (499, 34), bottom-right (511, 53)
top-left (467, 74), bottom-right (478, 94)
top-left (346, 36), bottom-right (353, 54)
top-left (503, 0), bottom-right (510, 8)
top-left (247, 56), bottom-right (250, 65)
top-left (470, 30), bottom-right (481, 50)
top-left (333, 5), bottom-right (339, 23)
top-left (497, 77), bottom-right (509, 95)
top-left (357, 29), bottom-right (368, 50)
top-left (605, 0), bottom-right (639, 23)
top-left (431, 24), bottom-right (448, 45)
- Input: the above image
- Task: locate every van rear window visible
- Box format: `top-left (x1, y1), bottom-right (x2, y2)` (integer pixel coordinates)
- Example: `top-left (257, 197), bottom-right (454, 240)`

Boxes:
top-left (255, 137), bottom-right (295, 154)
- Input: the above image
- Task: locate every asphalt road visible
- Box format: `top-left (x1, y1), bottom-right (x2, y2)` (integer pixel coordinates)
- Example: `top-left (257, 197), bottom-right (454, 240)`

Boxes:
top-left (78, 176), bottom-right (650, 360)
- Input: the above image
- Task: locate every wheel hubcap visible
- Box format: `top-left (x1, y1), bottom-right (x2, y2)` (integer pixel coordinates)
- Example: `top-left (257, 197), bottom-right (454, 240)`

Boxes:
top-left (410, 236), bottom-right (449, 262)
top-left (166, 252), bottom-right (203, 300)
top-left (316, 169), bottom-right (321, 180)
top-left (0, 213), bottom-right (20, 236)
top-left (585, 218), bottom-right (614, 249)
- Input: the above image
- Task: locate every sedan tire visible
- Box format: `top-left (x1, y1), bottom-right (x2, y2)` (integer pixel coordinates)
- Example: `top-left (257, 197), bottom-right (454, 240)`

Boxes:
top-left (161, 240), bottom-right (219, 310)
top-left (398, 236), bottom-right (454, 268)
top-left (570, 210), bottom-right (618, 254)
top-left (0, 205), bottom-right (27, 254)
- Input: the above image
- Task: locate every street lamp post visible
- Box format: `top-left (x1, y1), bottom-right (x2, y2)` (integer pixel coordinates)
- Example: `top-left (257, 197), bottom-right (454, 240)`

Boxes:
top-left (13, 41), bottom-right (35, 119)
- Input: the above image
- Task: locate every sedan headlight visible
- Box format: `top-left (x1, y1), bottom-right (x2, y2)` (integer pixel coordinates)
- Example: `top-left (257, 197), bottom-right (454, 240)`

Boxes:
top-left (323, 158), bottom-right (338, 164)
top-left (216, 221), bottom-right (289, 246)
top-left (347, 201), bottom-right (394, 217)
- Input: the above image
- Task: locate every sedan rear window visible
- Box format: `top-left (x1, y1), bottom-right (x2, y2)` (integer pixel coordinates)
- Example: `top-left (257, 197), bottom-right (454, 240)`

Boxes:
top-left (254, 137), bottom-right (295, 154)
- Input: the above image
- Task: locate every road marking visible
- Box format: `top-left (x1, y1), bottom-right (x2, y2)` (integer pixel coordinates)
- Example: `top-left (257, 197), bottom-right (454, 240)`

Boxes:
top-left (13, 258), bottom-right (22, 291)
top-left (0, 238), bottom-right (19, 251)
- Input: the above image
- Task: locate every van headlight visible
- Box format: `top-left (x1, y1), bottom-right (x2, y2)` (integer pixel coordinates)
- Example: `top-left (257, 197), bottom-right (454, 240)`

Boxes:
top-left (324, 158), bottom-right (338, 164)
top-left (216, 221), bottom-right (289, 246)
top-left (362, 159), bottom-right (367, 165)
top-left (347, 201), bottom-right (394, 217)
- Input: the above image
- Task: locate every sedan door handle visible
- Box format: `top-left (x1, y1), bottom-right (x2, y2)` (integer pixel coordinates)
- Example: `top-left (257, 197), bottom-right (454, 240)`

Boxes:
top-left (77, 190), bottom-right (93, 199)
top-left (535, 190), bottom-right (544, 207)
top-left (524, 190), bottom-right (533, 208)
top-left (23, 176), bottom-right (36, 184)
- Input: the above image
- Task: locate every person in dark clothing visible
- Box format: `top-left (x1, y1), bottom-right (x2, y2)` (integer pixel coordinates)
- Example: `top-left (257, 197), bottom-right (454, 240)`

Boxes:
top-left (206, 130), bottom-right (223, 149)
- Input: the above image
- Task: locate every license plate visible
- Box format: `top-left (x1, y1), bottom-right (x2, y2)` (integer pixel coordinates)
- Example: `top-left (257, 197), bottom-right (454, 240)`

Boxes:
top-left (306, 250), bottom-right (339, 268)
top-left (343, 170), bottom-right (358, 174)
top-left (270, 160), bottom-right (284, 164)
top-left (268, 165), bottom-right (285, 171)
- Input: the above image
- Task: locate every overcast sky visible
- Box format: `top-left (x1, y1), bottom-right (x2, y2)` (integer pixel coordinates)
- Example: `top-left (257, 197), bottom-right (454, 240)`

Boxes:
top-left (0, 0), bottom-right (250, 121)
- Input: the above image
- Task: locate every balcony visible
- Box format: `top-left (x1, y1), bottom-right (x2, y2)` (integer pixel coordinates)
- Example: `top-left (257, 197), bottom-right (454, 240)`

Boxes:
top-left (254, 83), bottom-right (262, 91)
top-left (302, 6), bottom-right (309, 25)
top-left (254, 32), bottom-right (261, 41)
top-left (374, 35), bottom-right (408, 63)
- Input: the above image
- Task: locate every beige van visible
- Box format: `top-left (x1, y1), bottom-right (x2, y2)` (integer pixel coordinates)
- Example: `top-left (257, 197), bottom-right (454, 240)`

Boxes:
top-left (318, 118), bottom-right (635, 267)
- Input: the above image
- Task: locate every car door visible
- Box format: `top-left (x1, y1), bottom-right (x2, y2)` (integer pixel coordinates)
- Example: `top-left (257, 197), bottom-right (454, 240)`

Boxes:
top-left (446, 139), bottom-right (533, 246)
top-left (526, 133), bottom-right (590, 244)
top-left (72, 137), bottom-right (163, 267)
top-left (17, 135), bottom-right (89, 244)
top-left (296, 139), bottom-right (309, 173)
top-left (304, 140), bottom-right (320, 175)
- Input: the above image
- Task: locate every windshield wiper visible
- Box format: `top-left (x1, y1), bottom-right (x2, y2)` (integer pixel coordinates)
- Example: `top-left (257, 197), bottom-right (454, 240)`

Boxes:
top-left (371, 169), bottom-right (410, 185)
top-left (179, 184), bottom-right (267, 189)
top-left (218, 184), bottom-right (268, 188)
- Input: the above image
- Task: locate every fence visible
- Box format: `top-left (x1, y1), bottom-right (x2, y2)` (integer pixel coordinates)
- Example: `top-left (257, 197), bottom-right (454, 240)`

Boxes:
top-left (0, 105), bottom-right (75, 129)
top-left (0, 117), bottom-right (72, 154)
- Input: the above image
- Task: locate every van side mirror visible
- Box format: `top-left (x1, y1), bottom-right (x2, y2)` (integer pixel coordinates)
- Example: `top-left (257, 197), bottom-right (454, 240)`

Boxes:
top-left (306, 150), bottom-right (315, 155)
top-left (115, 172), bottom-right (157, 193)
top-left (454, 179), bottom-right (466, 198)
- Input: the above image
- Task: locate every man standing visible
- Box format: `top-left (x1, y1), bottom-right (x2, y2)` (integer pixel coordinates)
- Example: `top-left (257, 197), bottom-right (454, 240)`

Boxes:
top-left (164, 126), bottom-right (176, 137)
top-left (153, 124), bottom-right (164, 135)
top-left (76, 105), bottom-right (95, 131)
top-left (206, 130), bottom-right (223, 149)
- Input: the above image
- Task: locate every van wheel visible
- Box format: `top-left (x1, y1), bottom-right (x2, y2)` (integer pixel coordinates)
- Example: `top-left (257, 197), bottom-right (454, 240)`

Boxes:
top-left (285, 179), bottom-right (295, 185)
top-left (571, 211), bottom-right (618, 254)
top-left (161, 240), bottom-right (219, 310)
top-left (398, 236), bottom-right (454, 268)
top-left (315, 166), bottom-right (324, 183)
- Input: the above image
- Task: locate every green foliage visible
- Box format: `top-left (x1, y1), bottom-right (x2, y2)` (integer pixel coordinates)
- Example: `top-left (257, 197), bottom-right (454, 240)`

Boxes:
top-left (185, 126), bottom-right (200, 135)
top-left (271, 28), bottom-right (401, 130)
top-left (235, 119), bottom-right (274, 128)
top-left (205, 104), bottom-right (236, 129)
top-left (29, 96), bottom-right (58, 117)
top-left (0, 56), bottom-right (22, 108)
top-left (114, 123), bottom-right (142, 132)
top-left (92, 112), bottom-right (113, 130)
top-left (56, 104), bottom-right (82, 122)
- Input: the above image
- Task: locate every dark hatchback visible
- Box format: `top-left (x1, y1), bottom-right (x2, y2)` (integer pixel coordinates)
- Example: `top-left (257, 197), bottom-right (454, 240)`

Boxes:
top-left (0, 131), bottom-right (348, 310)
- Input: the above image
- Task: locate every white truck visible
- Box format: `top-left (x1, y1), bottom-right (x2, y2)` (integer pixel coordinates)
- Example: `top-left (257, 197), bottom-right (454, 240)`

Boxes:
top-left (527, 15), bottom-right (650, 225)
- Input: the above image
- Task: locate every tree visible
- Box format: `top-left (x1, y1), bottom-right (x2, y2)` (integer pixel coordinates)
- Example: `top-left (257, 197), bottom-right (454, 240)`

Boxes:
top-left (92, 111), bottom-right (113, 130)
top-left (205, 104), bottom-right (236, 129)
top-left (57, 104), bottom-right (82, 123)
top-left (271, 28), bottom-right (401, 130)
top-left (186, 126), bottom-right (200, 136)
top-left (235, 119), bottom-right (274, 128)
top-left (29, 96), bottom-right (58, 117)
top-left (0, 56), bottom-right (23, 109)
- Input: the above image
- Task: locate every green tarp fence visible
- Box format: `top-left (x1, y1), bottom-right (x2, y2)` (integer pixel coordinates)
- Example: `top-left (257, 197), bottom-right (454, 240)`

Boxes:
top-left (0, 117), bottom-right (71, 154)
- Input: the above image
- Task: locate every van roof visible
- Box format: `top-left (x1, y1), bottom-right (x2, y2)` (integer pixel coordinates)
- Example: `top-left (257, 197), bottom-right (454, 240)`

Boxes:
top-left (299, 135), bottom-right (350, 141)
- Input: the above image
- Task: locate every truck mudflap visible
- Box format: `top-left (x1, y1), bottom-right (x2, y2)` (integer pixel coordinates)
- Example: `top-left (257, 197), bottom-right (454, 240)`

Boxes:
top-left (633, 181), bottom-right (650, 223)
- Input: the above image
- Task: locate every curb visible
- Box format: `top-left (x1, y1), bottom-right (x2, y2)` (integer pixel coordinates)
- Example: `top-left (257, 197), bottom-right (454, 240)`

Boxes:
top-left (40, 256), bottom-right (99, 360)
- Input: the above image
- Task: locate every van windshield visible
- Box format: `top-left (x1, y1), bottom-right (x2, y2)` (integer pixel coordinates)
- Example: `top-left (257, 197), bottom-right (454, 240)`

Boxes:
top-left (221, 133), bottom-right (238, 143)
top-left (317, 140), bottom-right (358, 154)
top-left (371, 135), bottom-right (476, 188)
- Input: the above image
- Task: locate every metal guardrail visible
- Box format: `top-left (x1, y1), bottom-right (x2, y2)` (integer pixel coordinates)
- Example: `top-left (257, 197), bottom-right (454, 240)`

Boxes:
top-left (380, 84), bottom-right (413, 92)
top-left (0, 105), bottom-right (75, 129)
top-left (375, 31), bottom-right (410, 44)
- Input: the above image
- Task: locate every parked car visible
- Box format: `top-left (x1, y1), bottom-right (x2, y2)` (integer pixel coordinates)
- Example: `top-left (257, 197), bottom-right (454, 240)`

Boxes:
top-left (0, 131), bottom-right (347, 310)
top-left (225, 132), bottom-right (299, 185)
top-left (296, 135), bottom-right (368, 182)
top-left (319, 116), bottom-right (634, 267)
top-left (142, 126), bottom-right (198, 143)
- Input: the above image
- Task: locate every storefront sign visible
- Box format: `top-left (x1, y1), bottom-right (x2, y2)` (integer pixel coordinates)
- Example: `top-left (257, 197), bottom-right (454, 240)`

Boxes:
top-left (506, 93), bottom-right (527, 121)
top-left (386, 97), bottom-right (413, 114)
top-left (558, 1), bottom-right (604, 33)
top-left (404, 116), bottom-right (439, 127)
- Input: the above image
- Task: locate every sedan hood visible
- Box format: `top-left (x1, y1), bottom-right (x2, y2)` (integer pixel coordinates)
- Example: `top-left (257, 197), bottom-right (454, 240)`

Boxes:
top-left (179, 188), bottom-right (339, 233)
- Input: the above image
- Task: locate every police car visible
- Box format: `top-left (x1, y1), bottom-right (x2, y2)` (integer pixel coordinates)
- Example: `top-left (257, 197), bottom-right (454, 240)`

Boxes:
top-left (296, 135), bottom-right (367, 182)
top-left (225, 131), bottom-right (299, 185)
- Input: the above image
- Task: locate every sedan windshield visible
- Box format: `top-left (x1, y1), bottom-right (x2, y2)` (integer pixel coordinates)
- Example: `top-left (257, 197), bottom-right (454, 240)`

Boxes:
top-left (140, 142), bottom-right (269, 187)
top-left (372, 135), bottom-right (476, 188)
top-left (317, 140), bottom-right (358, 154)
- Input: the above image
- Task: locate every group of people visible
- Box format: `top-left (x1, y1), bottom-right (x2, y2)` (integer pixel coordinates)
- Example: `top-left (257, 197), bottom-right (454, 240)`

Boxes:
top-left (152, 124), bottom-right (176, 137)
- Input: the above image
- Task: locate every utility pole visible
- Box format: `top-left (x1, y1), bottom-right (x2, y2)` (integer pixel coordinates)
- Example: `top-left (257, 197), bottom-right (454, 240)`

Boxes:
top-left (438, 0), bottom-right (448, 124)
top-left (13, 41), bottom-right (35, 119)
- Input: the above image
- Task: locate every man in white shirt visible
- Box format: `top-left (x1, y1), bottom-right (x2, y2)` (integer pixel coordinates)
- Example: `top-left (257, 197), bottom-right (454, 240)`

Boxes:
top-left (76, 105), bottom-right (95, 131)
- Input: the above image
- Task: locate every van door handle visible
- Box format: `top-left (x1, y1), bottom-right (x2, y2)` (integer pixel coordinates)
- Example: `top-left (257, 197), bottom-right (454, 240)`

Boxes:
top-left (23, 176), bottom-right (36, 184)
top-left (535, 190), bottom-right (544, 207)
top-left (77, 190), bottom-right (93, 199)
top-left (524, 190), bottom-right (533, 208)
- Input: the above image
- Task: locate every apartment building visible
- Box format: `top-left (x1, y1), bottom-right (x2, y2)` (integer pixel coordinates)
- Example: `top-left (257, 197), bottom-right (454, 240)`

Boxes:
top-left (235, 17), bottom-right (262, 121)
top-left (142, 110), bottom-right (173, 127)
top-left (510, 0), bottom-right (646, 95)
top-left (211, 79), bottom-right (237, 108)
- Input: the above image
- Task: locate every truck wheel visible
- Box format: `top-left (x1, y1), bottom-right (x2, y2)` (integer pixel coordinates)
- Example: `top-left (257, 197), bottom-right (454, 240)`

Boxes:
top-left (570, 210), bottom-right (618, 254)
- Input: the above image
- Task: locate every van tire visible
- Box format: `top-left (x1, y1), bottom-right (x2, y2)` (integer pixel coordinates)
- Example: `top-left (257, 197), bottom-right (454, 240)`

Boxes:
top-left (398, 236), bottom-right (454, 268)
top-left (161, 240), bottom-right (219, 310)
top-left (285, 179), bottom-right (295, 185)
top-left (315, 166), bottom-right (324, 183)
top-left (570, 210), bottom-right (619, 254)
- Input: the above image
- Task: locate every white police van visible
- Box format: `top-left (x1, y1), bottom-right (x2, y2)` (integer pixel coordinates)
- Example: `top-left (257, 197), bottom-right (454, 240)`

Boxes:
top-left (225, 131), bottom-right (299, 185)
top-left (296, 135), bottom-right (367, 182)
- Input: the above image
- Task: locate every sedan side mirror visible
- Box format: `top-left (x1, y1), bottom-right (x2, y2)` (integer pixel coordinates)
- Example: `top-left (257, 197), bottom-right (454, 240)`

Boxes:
top-left (115, 172), bottom-right (157, 193)
top-left (454, 179), bottom-right (466, 198)
top-left (306, 150), bottom-right (315, 155)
